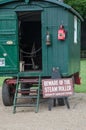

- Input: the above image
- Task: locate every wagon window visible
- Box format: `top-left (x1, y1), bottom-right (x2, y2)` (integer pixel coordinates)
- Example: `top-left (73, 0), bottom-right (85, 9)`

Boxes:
top-left (74, 16), bottom-right (77, 44)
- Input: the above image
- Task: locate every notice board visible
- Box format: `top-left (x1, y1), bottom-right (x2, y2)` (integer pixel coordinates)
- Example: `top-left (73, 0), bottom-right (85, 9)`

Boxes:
top-left (42, 78), bottom-right (73, 98)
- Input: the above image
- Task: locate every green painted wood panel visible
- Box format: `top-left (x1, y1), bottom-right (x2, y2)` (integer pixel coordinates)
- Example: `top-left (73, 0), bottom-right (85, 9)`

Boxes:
top-left (41, 6), bottom-right (81, 77)
top-left (68, 12), bottom-right (81, 76)
top-left (42, 7), bottom-right (69, 76)
top-left (0, 11), bottom-right (19, 73)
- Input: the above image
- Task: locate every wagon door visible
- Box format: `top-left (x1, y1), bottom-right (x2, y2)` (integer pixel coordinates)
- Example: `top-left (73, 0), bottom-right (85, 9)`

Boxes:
top-left (0, 11), bottom-right (19, 74)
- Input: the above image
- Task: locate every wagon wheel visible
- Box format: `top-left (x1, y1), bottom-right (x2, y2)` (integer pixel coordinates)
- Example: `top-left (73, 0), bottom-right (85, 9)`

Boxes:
top-left (2, 80), bottom-right (15, 106)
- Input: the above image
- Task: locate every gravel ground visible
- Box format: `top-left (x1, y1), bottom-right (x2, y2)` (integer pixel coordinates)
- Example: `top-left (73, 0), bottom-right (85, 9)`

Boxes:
top-left (0, 87), bottom-right (86, 130)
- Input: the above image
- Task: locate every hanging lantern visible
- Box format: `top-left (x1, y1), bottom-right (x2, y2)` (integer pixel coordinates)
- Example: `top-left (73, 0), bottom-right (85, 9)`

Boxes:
top-left (46, 31), bottom-right (51, 45)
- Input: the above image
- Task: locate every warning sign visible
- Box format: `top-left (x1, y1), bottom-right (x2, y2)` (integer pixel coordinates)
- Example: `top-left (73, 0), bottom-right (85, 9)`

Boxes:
top-left (42, 78), bottom-right (73, 98)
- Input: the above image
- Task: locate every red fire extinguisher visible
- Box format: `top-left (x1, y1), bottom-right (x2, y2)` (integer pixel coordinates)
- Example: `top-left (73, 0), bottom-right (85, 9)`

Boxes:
top-left (58, 25), bottom-right (66, 40)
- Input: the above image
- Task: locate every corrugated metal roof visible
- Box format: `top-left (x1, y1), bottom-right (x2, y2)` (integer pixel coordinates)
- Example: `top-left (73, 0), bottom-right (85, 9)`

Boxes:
top-left (0, 0), bottom-right (83, 21)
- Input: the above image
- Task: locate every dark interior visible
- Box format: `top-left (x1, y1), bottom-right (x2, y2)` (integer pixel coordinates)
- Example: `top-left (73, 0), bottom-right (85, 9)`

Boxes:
top-left (18, 11), bottom-right (42, 71)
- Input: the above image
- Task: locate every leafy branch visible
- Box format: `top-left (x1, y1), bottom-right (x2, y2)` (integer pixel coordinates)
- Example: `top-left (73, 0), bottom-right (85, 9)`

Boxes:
top-left (64, 0), bottom-right (86, 18)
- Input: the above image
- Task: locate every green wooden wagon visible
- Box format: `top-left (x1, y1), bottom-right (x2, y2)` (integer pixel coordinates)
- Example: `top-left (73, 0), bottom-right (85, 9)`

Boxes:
top-left (0, 0), bottom-right (83, 109)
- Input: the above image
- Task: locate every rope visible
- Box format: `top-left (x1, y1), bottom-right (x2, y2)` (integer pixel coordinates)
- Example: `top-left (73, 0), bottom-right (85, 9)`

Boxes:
top-left (20, 47), bottom-right (42, 55)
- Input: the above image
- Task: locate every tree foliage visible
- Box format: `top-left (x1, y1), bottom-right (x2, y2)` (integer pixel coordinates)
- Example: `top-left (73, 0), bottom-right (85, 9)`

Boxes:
top-left (64, 0), bottom-right (86, 18)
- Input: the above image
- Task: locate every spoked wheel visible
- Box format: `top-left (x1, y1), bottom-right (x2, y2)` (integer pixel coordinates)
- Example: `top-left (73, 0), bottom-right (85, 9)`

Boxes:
top-left (2, 80), bottom-right (15, 106)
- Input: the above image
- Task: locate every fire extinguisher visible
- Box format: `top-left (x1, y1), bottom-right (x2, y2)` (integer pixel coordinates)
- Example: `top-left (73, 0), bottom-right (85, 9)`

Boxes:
top-left (58, 25), bottom-right (66, 40)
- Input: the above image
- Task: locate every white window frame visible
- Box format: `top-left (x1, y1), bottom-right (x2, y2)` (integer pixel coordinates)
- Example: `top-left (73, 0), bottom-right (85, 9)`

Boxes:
top-left (74, 16), bottom-right (78, 44)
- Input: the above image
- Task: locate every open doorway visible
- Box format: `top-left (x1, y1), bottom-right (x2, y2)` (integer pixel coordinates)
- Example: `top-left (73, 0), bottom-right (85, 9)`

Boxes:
top-left (18, 11), bottom-right (42, 71)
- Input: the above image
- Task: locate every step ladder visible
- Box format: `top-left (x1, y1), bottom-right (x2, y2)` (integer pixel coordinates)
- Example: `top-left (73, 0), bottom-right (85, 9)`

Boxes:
top-left (13, 74), bottom-right (41, 113)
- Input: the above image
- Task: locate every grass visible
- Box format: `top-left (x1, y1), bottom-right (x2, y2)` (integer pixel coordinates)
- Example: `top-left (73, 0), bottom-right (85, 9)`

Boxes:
top-left (75, 59), bottom-right (86, 93)
top-left (0, 77), bottom-right (7, 87)
top-left (0, 60), bottom-right (86, 92)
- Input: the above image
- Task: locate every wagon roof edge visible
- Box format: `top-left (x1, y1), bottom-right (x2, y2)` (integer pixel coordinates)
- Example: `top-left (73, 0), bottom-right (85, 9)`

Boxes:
top-left (0, 0), bottom-right (83, 21)
top-left (44, 0), bottom-right (83, 21)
